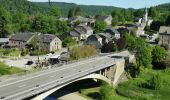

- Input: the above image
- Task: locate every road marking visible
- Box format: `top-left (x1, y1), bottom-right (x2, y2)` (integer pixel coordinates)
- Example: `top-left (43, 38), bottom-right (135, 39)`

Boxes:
top-left (0, 56), bottom-right (108, 88)
top-left (18, 84), bottom-right (26, 88)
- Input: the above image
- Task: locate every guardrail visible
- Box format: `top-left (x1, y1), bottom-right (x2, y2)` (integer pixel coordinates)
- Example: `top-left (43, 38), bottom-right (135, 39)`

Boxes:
top-left (2, 60), bottom-right (115, 100)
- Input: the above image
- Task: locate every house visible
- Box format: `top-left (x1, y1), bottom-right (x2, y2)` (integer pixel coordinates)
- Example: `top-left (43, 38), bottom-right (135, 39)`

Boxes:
top-left (9, 32), bottom-right (35, 49)
top-left (69, 16), bottom-right (96, 27)
top-left (9, 32), bottom-right (62, 52)
top-left (125, 24), bottom-right (145, 37)
top-left (38, 33), bottom-right (62, 52)
top-left (0, 38), bottom-right (9, 46)
top-left (85, 33), bottom-right (112, 49)
top-left (159, 26), bottom-right (170, 50)
top-left (68, 26), bottom-right (93, 41)
top-left (105, 28), bottom-right (120, 39)
top-left (86, 34), bottom-right (103, 49)
top-left (97, 15), bottom-right (112, 26)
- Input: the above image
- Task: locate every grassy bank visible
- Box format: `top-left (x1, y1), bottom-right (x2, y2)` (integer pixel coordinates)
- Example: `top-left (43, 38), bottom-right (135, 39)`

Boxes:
top-left (116, 68), bottom-right (170, 100)
top-left (79, 83), bottom-right (129, 100)
top-left (0, 62), bottom-right (24, 75)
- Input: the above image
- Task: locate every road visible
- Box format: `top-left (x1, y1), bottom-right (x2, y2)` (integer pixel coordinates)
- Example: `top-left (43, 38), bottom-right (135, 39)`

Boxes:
top-left (0, 55), bottom-right (118, 100)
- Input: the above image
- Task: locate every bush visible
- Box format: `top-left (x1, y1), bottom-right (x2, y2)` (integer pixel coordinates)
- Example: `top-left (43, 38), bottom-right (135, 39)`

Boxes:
top-left (70, 45), bottom-right (97, 60)
top-left (141, 74), bottom-right (162, 90)
top-left (100, 83), bottom-right (115, 100)
top-left (21, 48), bottom-right (28, 56)
top-left (31, 50), bottom-right (48, 56)
top-left (62, 37), bottom-right (76, 47)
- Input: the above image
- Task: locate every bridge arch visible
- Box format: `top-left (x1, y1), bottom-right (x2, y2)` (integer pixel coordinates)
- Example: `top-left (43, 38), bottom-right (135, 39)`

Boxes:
top-left (32, 73), bottom-right (112, 100)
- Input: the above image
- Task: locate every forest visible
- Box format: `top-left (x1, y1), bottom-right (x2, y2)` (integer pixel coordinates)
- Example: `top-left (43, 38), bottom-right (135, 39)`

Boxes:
top-left (0, 0), bottom-right (170, 38)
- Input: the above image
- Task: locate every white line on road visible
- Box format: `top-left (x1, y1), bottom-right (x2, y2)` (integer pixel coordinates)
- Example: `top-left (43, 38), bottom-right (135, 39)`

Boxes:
top-left (0, 56), bottom-right (107, 88)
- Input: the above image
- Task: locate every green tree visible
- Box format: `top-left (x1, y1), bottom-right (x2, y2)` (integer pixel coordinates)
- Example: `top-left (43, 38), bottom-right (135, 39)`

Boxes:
top-left (152, 46), bottom-right (167, 63)
top-left (94, 20), bottom-right (107, 33)
top-left (148, 7), bottom-right (157, 20)
top-left (100, 83), bottom-right (115, 100)
top-left (165, 15), bottom-right (170, 26)
top-left (111, 10), bottom-right (120, 26)
top-left (133, 9), bottom-right (144, 18)
top-left (68, 8), bottom-right (75, 18)
top-left (147, 74), bottom-right (162, 90)
top-left (74, 7), bottom-right (81, 16)
top-left (150, 21), bottom-right (164, 31)
top-left (0, 7), bottom-right (12, 37)
top-left (62, 37), bottom-right (76, 47)
top-left (56, 20), bottom-right (70, 35)
top-left (125, 34), bottom-right (152, 68)
top-left (51, 7), bottom-right (61, 16)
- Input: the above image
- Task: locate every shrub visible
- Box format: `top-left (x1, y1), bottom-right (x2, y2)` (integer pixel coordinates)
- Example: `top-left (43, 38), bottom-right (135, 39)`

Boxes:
top-left (70, 45), bottom-right (97, 60)
top-left (21, 49), bottom-right (28, 56)
top-left (31, 50), bottom-right (48, 56)
top-left (62, 37), bottom-right (76, 47)
top-left (141, 74), bottom-right (162, 90)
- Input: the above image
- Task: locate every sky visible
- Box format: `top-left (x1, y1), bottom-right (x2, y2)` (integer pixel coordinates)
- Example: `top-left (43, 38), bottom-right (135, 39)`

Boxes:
top-left (28, 0), bottom-right (170, 9)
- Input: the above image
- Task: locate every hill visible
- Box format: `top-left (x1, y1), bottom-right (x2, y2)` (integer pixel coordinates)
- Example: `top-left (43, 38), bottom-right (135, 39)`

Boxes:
top-left (0, 0), bottom-right (123, 16)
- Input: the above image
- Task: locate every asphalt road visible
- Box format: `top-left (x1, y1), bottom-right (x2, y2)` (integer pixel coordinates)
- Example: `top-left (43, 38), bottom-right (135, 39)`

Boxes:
top-left (0, 55), bottom-right (117, 100)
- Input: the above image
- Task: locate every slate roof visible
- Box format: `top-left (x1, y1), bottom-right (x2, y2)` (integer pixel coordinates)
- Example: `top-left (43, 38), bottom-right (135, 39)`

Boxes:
top-left (159, 26), bottom-right (170, 34)
top-left (69, 26), bottom-right (92, 37)
top-left (39, 33), bottom-right (60, 43)
top-left (10, 32), bottom-right (34, 42)
top-left (105, 27), bottom-right (120, 35)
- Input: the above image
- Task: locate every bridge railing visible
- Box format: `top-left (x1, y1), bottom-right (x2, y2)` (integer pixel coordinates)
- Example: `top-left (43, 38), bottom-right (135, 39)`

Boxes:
top-left (4, 60), bottom-right (116, 100)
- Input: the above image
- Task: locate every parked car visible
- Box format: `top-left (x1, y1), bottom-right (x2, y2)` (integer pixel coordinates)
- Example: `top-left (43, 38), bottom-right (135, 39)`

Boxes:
top-left (26, 61), bottom-right (34, 65)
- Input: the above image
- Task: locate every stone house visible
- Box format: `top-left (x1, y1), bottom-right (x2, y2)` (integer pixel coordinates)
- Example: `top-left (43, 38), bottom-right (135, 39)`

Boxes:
top-left (85, 33), bottom-right (112, 49)
top-left (105, 28), bottom-right (120, 39)
top-left (159, 26), bottom-right (170, 50)
top-left (9, 32), bottom-right (62, 52)
top-left (9, 32), bottom-right (35, 48)
top-left (97, 15), bottom-right (112, 26)
top-left (69, 16), bottom-right (96, 27)
top-left (69, 26), bottom-right (93, 41)
top-left (86, 34), bottom-right (103, 49)
top-left (38, 33), bottom-right (62, 52)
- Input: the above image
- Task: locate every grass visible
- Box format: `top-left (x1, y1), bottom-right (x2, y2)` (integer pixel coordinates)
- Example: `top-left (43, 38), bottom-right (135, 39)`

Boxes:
top-left (79, 84), bottom-right (130, 100)
top-left (0, 48), bottom-right (21, 57)
top-left (0, 62), bottom-right (24, 75)
top-left (116, 68), bottom-right (170, 100)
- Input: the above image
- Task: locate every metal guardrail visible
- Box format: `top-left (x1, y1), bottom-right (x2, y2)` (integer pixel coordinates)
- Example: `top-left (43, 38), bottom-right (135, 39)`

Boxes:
top-left (2, 60), bottom-right (116, 100)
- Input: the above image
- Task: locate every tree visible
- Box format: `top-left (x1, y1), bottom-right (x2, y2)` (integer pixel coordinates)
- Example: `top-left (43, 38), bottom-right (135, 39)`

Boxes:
top-left (133, 9), bottom-right (144, 18)
top-left (165, 15), bottom-right (170, 26)
top-left (0, 7), bottom-right (12, 38)
top-left (51, 7), bottom-right (61, 17)
top-left (56, 20), bottom-right (70, 35)
top-left (152, 46), bottom-right (167, 69)
top-left (125, 34), bottom-right (152, 68)
top-left (94, 20), bottom-right (107, 33)
top-left (148, 7), bottom-right (157, 20)
top-left (68, 8), bottom-right (75, 18)
top-left (62, 37), bottom-right (76, 47)
top-left (152, 46), bottom-right (167, 63)
top-left (100, 83), bottom-right (115, 100)
top-left (111, 10), bottom-right (120, 26)
top-left (74, 7), bottom-right (81, 16)
top-left (150, 21), bottom-right (164, 31)
top-left (147, 74), bottom-right (162, 90)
